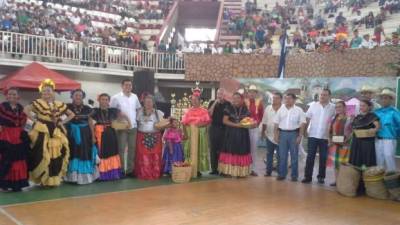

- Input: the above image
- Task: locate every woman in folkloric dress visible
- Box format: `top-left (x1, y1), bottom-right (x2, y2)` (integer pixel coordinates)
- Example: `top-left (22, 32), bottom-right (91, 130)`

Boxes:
top-left (24, 79), bottom-right (75, 187)
top-left (328, 101), bottom-right (352, 186)
top-left (135, 95), bottom-right (165, 180)
top-left (218, 92), bottom-right (253, 178)
top-left (349, 99), bottom-right (380, 168)
top-left (182, 89), bottom-right (211, 178)
top-left (64, 89), bottom-right (99, 185)
top-left (90, 93), bottom-right (130, 181)
top-left (0, 87), bottom-right (30, 191)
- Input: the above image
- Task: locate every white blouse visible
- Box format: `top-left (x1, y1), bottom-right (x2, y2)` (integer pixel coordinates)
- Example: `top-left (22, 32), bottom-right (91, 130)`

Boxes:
top-left (137, 109), bottom-right (164, 133)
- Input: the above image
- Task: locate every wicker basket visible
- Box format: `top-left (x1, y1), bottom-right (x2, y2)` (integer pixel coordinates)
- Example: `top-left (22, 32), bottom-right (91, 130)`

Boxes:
top-left (353, 129), bottom-right (376, 138)
top-left (172, 165), bottom-right (192, 183)
top-left (111, 120), bottom-right (129, 130)
top-left (155, 119), bottom-right (170, 130)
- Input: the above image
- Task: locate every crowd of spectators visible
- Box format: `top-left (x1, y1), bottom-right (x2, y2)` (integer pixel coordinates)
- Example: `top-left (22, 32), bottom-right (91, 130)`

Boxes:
top-left (0, 0), bottom-right (399, 68)
top-left (57, 0), bottom-right (171, 20)
top-left (221, 0), bottom-right (400, 55)
top-left (0, 0), bottom-right (173, 51)
top-left (175, 41), bottom-right (272, 55)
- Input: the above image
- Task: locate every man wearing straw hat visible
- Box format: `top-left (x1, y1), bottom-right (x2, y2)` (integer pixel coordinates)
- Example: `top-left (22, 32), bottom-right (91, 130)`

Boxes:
top-left (374, 89), bottom-right (400, 172)
top-left (245, 84), bottom-right (264, 176)
top-left (356, 85), bottom-right (381, 114)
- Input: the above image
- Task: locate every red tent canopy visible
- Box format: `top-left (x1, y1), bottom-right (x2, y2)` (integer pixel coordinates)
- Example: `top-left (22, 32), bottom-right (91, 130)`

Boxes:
top-left (0, 62), bottom-right (81, 91)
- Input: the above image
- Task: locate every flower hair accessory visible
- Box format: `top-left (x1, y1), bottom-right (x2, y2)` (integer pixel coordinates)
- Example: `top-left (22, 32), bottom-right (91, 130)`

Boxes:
top-left (38, 79), bottom-right (56, 92)
top-left (70, 89), bottom-right (86, 99)
top-left (191, 81), bottom-right (202, 98)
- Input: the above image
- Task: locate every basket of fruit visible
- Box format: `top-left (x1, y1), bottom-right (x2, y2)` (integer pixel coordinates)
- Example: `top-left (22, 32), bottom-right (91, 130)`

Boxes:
top-left (240, 117), bottom-right (256, 128)
top-left (172, 162), bottom-right (192, 183)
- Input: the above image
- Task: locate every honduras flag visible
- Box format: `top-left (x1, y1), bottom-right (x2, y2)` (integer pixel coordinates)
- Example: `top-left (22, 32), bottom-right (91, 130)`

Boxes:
top-left (277, 29), bottom-right (288, 79)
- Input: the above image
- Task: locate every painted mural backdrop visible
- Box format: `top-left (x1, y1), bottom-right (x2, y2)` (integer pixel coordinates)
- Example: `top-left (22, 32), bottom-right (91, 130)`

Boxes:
top-left (220, 76), bottom-right (398, 156)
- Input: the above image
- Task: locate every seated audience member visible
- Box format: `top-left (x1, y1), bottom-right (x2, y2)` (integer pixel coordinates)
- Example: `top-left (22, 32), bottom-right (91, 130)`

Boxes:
top-left (365, 12), bottom-right (375, 29)
top-left (223, 42), bottom-right (233, 54)
top-left (305, 39), bottom-right (316, 52)
top-left (392, 32), bottom-right (399, 45)
top-left (361, 34), bottom-right (376, 49)
top-left (232, 44), bottom-right (242, 54)
top-left (335, 12), bottom-right (347, 26)
top-left (350, 29), bottom-right (363, 49)
top-left (263, 42), bottom-right (273, 55)
top-left (314, 16), bottom-right (326, 30)
top-left (243, 44), bottom-right (253, 54)
top-left (351, 11), bottom-right (363, 28)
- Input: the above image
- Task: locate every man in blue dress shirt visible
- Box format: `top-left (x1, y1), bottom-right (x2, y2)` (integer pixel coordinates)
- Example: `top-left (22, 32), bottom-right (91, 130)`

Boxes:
top-left (375, 89), bottom-right (400, 171)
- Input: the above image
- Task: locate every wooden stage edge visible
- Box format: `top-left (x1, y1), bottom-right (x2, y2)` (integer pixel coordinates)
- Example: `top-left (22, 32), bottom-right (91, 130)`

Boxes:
top-left (0, 177), bottom-right (399, 225)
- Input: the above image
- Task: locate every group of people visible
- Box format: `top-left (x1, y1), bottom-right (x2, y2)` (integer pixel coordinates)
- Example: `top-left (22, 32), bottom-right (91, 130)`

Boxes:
top-left (0, 79), bottom-right (187, 191)
top-left (0, 0), bottom-right (168, 51)
top-left (261, 86), bottom-right (399, 185)
top-left (1, 79), bottom-right (399, 193)
top-left (208, 85), bottom-right (399, 186)
top-left (222, 0), bottom-right (400, 55)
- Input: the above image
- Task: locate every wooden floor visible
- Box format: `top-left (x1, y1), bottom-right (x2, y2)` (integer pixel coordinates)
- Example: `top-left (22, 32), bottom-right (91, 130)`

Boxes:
top-left (1, 177), bottom-right (399, 225)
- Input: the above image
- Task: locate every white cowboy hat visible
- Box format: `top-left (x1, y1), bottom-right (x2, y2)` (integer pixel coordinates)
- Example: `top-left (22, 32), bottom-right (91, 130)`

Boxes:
top-left (248, 84), bottom-right (258, 92)
top-left (379, 89), bottom-right (396, 99)
top-left (360, 85), bottom-right (376, 93)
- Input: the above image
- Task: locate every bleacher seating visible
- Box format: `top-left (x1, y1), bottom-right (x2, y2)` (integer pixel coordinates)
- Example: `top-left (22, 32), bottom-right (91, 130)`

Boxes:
top-left (217, 0), bottom-right (400, 55)
top-left (2, 0), bottom-right (174, 51)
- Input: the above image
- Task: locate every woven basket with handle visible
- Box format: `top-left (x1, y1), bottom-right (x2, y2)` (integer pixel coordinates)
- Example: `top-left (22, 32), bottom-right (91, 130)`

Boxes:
top-left (172, 165), bottom-right (192, 183)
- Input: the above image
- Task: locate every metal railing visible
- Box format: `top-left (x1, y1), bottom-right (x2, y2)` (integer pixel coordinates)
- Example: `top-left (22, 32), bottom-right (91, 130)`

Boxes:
top-left (157, 0), bottom-right (179, 44)
top-left (0, 31), bottom-right (185, 72)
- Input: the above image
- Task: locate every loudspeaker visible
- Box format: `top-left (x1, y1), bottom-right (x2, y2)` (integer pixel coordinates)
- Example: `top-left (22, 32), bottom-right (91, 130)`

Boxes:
top-left (133, 70), bottom-right (171, 117)
top-left (156, 101), bottom-right (171, 118)
top-left (133, 70), bottom-right (155, 97)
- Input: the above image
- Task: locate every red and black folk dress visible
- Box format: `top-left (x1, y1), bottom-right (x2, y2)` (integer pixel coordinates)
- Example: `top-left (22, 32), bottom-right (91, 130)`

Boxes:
top-left (0, 102), bottom-right (30, 191)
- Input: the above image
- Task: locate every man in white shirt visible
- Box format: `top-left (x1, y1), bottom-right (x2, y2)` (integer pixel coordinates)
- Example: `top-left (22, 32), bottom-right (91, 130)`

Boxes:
top-left (261, 92), bottom-right (282, 176)
top-left (243, 44), bottom-right (253, 54)
top-left (110, 79), bottom-right (142, 176)
top-left (361, 34), bottom-right (376, 49)
top-left (232, 46), bottom-right (242, 54)
top-left (274, 93), bottom-right (306, 181)
top-left (193, 44), bottom-right (202, 54)
top-left (211, 44), bottom-right (223, 54)
top-left (182, 43), bottom-right (193, 53)
top-left (302, 89), bottom-right (335, 184)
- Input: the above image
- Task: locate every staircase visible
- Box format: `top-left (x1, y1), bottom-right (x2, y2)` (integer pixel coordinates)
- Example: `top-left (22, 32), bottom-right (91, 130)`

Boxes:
top-left (217, 0), bottom-right (244, 45)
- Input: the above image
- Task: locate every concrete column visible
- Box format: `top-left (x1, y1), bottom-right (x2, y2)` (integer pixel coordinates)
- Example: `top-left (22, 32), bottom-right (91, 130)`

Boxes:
top-left (154, 79), bottom-right (159, 93)
top-left (211, 86), bottom-right (216, 100)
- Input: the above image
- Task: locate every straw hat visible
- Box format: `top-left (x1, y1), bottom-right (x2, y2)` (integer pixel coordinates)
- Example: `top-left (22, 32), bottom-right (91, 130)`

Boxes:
top-left (360, 85), bottom-right (376, 93)
top-left (248, 84), bottom-right (258, 92)
top-left (378, 89), bottom-right (396, 99)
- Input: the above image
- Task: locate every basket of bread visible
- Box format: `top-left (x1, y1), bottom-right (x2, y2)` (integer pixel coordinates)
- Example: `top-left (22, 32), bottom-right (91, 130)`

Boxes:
top-left (240, 117), bottom-right (256, 128)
